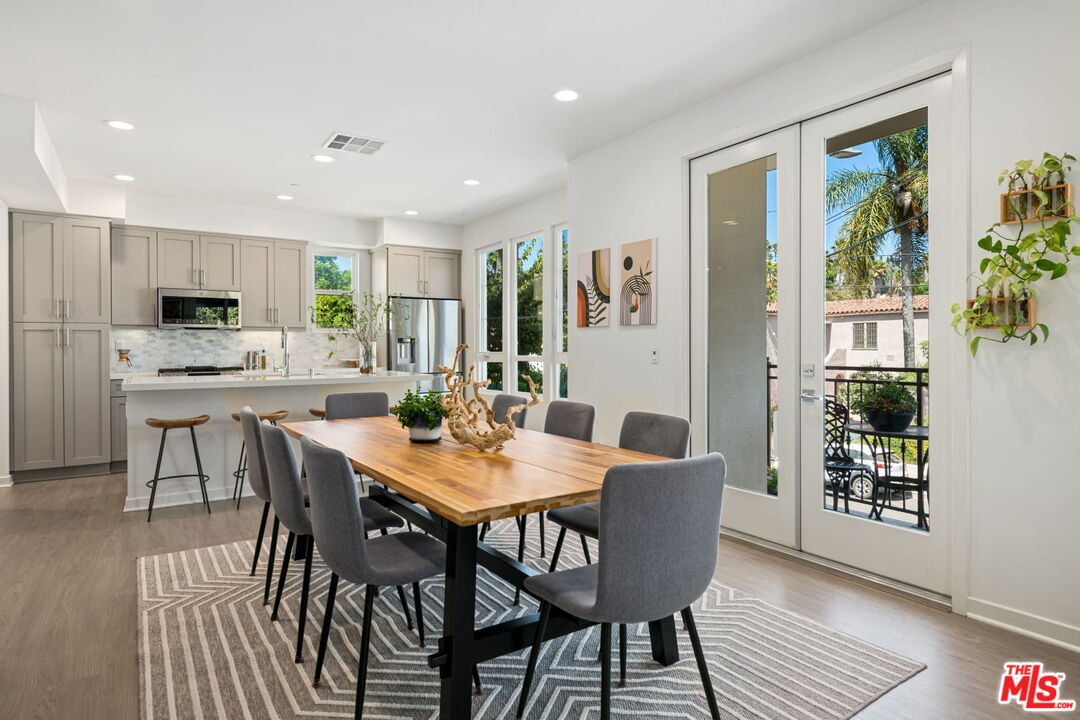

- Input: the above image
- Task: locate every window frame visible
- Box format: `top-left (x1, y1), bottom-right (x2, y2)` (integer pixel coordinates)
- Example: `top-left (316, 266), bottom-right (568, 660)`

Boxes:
top-left (309, 247), bottom-right (361, 332)
top-left (553, 224), bottom-right (569, 398)
top-left (852, 320), bottom-right (879, 350)
top-left (476, 242), bottom-right (508, 390)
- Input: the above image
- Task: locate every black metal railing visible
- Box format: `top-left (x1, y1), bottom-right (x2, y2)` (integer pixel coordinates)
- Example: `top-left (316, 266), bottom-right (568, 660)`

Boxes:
top-left (766, 362), bottom-right (929, 526)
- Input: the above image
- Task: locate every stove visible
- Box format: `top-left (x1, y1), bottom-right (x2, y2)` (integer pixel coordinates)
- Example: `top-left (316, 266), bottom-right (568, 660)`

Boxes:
top-left (157, 365), bottom-right (245, 377)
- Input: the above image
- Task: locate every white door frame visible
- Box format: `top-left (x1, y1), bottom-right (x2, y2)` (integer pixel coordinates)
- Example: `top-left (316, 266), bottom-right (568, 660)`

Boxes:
top-left (798, 75), bottom-right (955, 595)
top-left (689, 126), bottom-right (801, 548)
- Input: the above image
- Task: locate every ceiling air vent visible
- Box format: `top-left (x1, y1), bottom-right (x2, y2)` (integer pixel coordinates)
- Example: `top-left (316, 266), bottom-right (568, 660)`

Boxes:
top-left (322, 132), bottom-right (386, 156)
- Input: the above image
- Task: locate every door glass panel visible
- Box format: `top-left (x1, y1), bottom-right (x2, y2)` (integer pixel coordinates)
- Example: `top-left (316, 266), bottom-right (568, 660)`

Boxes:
top-left (707, 154), bottom-right (778, 496)
top-left (822, 109), bottom-right (930, 531)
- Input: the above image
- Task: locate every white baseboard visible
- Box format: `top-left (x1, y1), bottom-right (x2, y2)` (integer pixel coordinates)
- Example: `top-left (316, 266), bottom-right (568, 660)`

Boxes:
top-left (968, 597), bottom-right (1080, 654)
top-left (0, 474), bottom-right (12, 488)
top-left (122, 485), bottom-right (255, 513)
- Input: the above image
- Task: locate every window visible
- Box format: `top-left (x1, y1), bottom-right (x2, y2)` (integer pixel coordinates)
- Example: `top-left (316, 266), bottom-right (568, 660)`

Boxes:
top-left (311, 249), bottom-right (359, 329)
top-left (852, 321), bottom-right (878, 350)
top-left (476, 224), bottom-right (568, 402)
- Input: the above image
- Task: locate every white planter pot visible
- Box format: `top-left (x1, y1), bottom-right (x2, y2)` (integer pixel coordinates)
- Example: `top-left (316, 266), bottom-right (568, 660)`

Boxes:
top-left (408, 420), bottom-right (442, 443)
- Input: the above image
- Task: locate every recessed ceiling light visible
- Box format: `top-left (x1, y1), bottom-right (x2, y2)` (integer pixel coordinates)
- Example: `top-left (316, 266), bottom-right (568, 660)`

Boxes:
top-left (404, 210), bottom-right (419, 216)
top-left (552, 89), bottom-right (579, 102)
top-left (105, 120), bottom-right (135, 130)
top-left (111, 174), bottom-right (135, 182)
top-left (463, 179), bottom-right (480, 186)
top-left (276, 194), bottom-right (294, 201)
top-left (311, 154), bottom-right (335, 163)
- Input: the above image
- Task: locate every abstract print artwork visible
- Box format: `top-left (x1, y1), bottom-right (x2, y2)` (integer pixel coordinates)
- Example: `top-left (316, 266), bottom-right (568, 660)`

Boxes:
top-left (576, 248), bottom-right (611, 327)
top-left (619, 238), bottom-right (656, 325)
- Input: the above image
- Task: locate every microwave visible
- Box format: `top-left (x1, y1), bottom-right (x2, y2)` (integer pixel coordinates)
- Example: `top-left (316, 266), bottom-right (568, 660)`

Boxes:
top-left (157, 288), bottom-right (242, 329)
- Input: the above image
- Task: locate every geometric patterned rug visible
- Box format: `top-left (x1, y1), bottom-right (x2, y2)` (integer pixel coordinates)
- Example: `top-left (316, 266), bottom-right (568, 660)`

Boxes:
top-left (138, 519), bottom-right (924, 719)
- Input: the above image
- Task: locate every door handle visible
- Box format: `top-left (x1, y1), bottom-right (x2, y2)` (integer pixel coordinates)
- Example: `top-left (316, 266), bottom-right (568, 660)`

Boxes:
top-left (801, 389), bottom-right (820, 401)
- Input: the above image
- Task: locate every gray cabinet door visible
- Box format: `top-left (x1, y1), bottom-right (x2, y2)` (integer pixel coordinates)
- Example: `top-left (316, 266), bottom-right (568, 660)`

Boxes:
top-left (241, 239), bottom-right (274, 327)
top-left (63, 324), bottom-right (111, 466)
top-left (111, 227), bottom-right (158, 325)
top-left (158, 231), bottom-right (200, 289)
top-left (110, 396), bottom-right (127, 462)
top-left (11, 213), bottom-right (63, 322)
top-left (424, 251), bottom-right (460, 299)
top-left (387, 247), bottom-right (424, 296)
top-left (12, 323), bottom-right (65, 470)
top-left (200, 235), bottom-right (242, 290)
top-left (274, 241), bottom-right (306, 327)
top-left (62, 217), bottom-right (111, 323)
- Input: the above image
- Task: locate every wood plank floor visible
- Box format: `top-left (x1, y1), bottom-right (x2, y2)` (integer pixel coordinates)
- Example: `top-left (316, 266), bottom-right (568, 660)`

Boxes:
top-left (0, 472), bottom-right (1075, 719)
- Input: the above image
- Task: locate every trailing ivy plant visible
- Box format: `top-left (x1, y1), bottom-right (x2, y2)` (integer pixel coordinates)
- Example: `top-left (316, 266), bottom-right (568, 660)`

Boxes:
top-left (951, 152), bottom-right (1080, 355)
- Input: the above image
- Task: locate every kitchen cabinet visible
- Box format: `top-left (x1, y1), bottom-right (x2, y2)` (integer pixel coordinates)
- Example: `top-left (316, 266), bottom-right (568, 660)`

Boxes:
top-left (12, 212), bottom-right (111, 323)
top-left (380, 246), bottom-right (460, 299)
top-left (157, 232), bottom-right (240, 290)
top-left (111, 227), bottom-right (159, 325)
top-left (240, 238), bottom-right (306, 327)
top-left (11, 323), bottom-right (110, 471)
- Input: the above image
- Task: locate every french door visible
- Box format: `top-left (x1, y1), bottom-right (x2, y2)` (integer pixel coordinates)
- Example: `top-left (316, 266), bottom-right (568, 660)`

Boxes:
top-left (690, 76), bottom-right (953, 594)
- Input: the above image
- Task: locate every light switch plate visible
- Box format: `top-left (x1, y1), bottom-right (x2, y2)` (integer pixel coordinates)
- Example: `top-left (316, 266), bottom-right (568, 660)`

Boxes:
top-left (650, 347), bottom-right (659, 365)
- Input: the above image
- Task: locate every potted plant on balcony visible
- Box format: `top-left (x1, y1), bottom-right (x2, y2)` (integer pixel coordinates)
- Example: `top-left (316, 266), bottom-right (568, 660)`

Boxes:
top-left (851, 382), bottom-right (918, 432)
top-left (393, 390), bottom-right (449, 443)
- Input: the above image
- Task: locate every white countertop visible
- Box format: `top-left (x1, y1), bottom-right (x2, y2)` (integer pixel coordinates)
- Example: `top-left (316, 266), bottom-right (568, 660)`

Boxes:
top-left (121, 369), bottom-right (426, 391)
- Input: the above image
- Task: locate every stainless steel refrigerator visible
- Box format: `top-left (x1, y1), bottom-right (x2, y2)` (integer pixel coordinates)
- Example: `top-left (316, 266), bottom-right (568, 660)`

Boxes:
top-left (387, 297), bottom-right (462, 392)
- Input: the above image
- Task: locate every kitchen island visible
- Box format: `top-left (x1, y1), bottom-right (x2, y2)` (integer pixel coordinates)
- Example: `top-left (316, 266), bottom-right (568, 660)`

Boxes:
top-left (121, 370), bottom-right (425, 512)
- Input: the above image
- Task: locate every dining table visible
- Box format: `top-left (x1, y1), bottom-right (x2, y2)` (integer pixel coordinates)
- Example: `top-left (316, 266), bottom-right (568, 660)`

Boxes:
top-left (280, 415), bottom-right (680, 719)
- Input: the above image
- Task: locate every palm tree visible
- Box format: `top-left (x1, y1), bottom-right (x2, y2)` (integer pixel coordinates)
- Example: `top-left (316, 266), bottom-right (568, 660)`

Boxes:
top-left (826, 127), bottom-right (928, 367)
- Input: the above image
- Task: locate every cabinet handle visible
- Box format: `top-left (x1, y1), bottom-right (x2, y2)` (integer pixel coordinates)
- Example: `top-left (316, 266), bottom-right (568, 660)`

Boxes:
top-left (55, 298), bottom-right (62, 319)
top-left (55, 328), bottom-right (61, 348)
top-left (64, 328), bottom-right (70, 348)
top-left (65, 299), bottom-right (71, 319)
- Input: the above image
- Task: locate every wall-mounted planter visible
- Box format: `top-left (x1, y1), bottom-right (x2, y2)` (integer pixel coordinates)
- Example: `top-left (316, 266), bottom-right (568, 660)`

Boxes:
top-left (965, 296), bottom-right (1037, 330)
top-left (1000, 183), bottom-right (1073, 225)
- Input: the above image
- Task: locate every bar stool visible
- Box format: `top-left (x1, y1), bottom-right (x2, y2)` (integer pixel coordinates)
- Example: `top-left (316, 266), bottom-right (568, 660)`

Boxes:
top-left (230, 410), bottom-right (289, 508)
top-left (144, 414), bottom-right (212, 522)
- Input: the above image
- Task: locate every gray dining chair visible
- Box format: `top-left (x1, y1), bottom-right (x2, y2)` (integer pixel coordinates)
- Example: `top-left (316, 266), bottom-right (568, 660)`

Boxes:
top-left (237, 407), bottom-right (280, 606)
top-left (506, 400), bottom-right (596, 603)
top-left (492, 393), bottom-right (529, 428)
top-left (517, 453), bottom-right (726, 720)
top-left (301, 437), bottom-right (483, 713)
top-left (324, 391), bottom-right (390, 420)
top-left (546, 411), bottom-right (690, 572)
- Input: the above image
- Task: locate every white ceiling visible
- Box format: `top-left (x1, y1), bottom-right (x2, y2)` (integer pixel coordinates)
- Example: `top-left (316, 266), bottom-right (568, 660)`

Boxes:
top-left (0, 0), bottom-right (920, 225)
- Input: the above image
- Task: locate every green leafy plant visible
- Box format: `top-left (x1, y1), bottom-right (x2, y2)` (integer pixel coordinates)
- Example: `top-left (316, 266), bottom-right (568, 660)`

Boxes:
top-left (310, 292), bottom-right (403, 360)
top-left (850, 382), bottom-right (917, 416)
top-left (393, 390), bottom-right (448, 429)
top-left (952, 152), bottom-right (1080, 355)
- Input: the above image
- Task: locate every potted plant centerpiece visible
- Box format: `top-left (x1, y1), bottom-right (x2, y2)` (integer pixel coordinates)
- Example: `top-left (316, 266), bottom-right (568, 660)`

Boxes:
top-left (851, 382), bottom-right (918, 432)
top-left (393, 390), bottom-right (449, 443)
top-left (310, 292), bottom-right (396, 373)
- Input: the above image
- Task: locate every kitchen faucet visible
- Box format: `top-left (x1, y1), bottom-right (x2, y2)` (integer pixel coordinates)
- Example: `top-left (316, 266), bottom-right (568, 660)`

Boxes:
top-left (279, 326), bottom-right (290, 376)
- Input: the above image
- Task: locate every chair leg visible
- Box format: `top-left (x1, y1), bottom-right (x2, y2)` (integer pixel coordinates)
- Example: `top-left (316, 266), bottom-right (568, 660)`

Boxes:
top-left (295, 536), bottom-right (314, 663)
top-left (232, 440), bottom-right (246, 503)
top-left (412, 581), bottom-right (426, 647)
top-left (312, 572), bottom-right (339, 688)
top-left (514, 516), bottom-right (527, 605)
top-left (190, 427), bottom-right (211, 515)
top-left (516, 600), bottom-right (551, 719)
top-left (264, 515), bottom-right (280, 605)
top-left (619, 623), bottom-right (627, 688)
top-left (394, 585), bottom-right (414, 631)
top-left (681, 606), bottom-right (720, 720)
top-left (473, 666), bottom-right (483, 696)
top-left (538, 513), bottom-right (546, 557)
top-left (271, 531), bottom-right (295, 621)
top-left (580, 534), bottom-right (592, 565)
top-left (146, 428), bottom-right (168, 522)
top-left (355, 584), bottom-right (376, 720)
top-left (548, 527), bottom-right (566, 572)
top-left (250, 501), bottom-right (270, 576)
top-left (600, 623), bottom-right (612, 720)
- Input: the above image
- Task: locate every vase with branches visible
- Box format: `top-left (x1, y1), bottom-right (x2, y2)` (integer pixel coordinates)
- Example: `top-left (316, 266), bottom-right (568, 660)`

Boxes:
top-left (310, 292), bottom-right (396, 372)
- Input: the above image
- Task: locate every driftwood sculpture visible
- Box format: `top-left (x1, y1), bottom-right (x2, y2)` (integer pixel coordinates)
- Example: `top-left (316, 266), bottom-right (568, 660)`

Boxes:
top-left (436, 343), bottom-right (540, 451)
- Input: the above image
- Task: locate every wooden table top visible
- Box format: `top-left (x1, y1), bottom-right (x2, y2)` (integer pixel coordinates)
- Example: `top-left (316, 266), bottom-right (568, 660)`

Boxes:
top-left (280, 415), bottom-right (664, 526)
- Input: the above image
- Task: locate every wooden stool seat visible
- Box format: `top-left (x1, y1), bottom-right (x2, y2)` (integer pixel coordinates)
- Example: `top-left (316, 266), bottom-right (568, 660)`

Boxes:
top-left (145, 414), bottom-right (211, 430)
top-left (309, 408), bottom-right (326, 419)
top-left (230, 410), bottom-right (289, 423)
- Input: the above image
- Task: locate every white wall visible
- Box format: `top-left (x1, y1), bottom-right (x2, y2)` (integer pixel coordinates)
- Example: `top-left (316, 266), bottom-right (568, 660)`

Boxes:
top-left (567, 0), bottom-right (1080, 649)
top-left (124, 193), bottom-right (378, 247)
top-left (378, 217), bottom-right (463, 250)
top-left (462, 188), bottom-right (567, 429)
top-left (0, 196), bottom-right (10, 486)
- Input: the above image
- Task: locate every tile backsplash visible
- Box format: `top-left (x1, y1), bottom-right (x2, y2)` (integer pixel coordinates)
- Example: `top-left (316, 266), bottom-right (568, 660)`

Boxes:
top-left (110, 328), bottom-right (360, 373)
